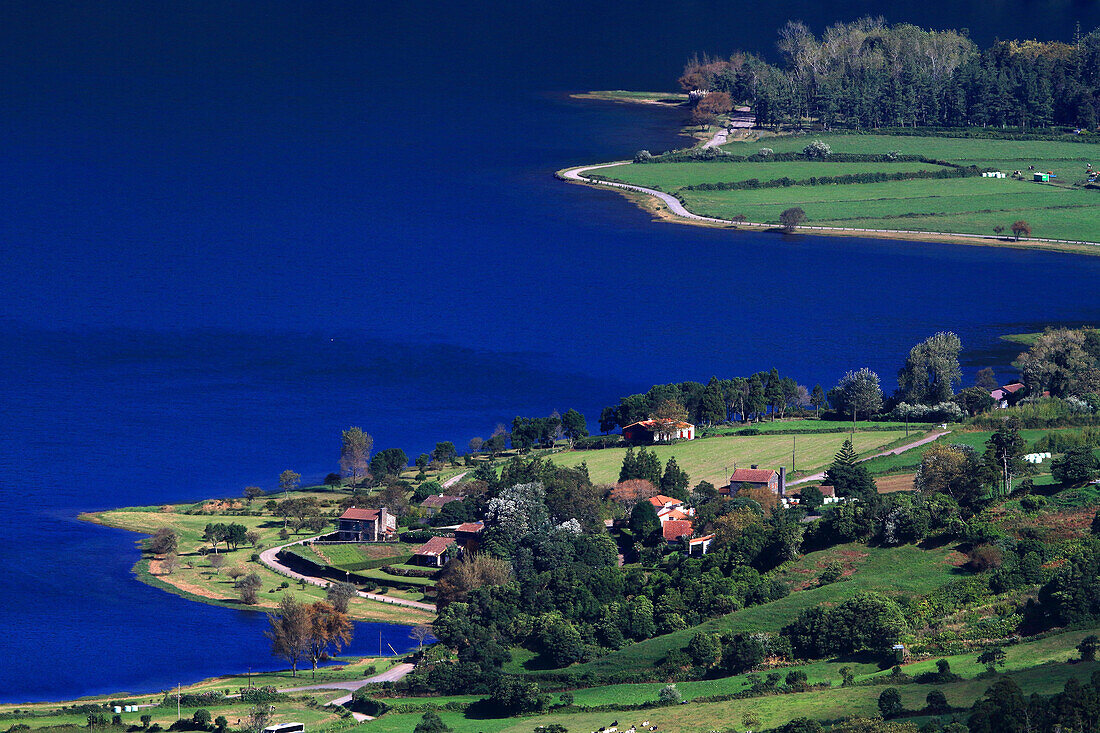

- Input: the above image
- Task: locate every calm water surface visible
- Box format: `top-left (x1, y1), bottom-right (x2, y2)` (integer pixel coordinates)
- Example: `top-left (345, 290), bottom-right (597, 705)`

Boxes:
top-left (1, 1), bottom-right (1099, 701)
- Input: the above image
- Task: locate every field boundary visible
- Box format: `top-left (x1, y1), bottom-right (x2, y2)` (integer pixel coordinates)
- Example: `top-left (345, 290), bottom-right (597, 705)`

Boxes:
top-left (558, 161), bottom-right (1100, 249)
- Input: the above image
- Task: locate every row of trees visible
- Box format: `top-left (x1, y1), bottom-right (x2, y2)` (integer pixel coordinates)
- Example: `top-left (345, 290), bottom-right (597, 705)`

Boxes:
top-left (681, 18), bottom-right (1100, 130)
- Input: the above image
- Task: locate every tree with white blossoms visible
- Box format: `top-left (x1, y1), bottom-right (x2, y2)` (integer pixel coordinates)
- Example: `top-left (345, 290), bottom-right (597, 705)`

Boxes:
top-left (484, 482), bottom-right (550, 555)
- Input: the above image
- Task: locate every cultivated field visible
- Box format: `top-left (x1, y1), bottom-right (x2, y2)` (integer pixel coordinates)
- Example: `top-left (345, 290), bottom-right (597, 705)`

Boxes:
top-left (547, 429), bottom-right (912, 485)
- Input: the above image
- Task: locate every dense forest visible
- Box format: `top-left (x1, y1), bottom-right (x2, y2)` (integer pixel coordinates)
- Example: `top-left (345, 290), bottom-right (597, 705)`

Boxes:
top-left (679, 18), bottom-right (1100, 130)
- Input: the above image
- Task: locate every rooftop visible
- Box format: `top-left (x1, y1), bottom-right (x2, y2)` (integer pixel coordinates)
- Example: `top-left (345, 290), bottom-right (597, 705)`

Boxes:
top-left (730, 468), bottom-right (778, 483)
top-left (414, 536), bottom-right (456, 557)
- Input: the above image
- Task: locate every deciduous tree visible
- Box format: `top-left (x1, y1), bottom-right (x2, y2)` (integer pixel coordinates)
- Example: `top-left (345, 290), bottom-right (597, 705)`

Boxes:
top-left (266, 593), bottom-right (310, 676)
top-left (340, 428), bottom-right (372, 486)
top-left (780, 207), bottom-right (806, 232)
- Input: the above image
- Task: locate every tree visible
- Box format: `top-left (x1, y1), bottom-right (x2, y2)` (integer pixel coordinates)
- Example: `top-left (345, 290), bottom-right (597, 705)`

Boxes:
top-left (304, 601), bottom-right (354, 679)
top-left (432, 441), bottom-right (459, 465)
top-left (877, 688), bottom-right (903, 718)
top-left (245, 530), bottom-right (261, 548)
top-left (976, 367), bottom-right (998, 391)
top-left (413, 711), bottom-right (452, 733)
top-left (1011, 220), bottom-right (1031, 241)
top-left (327, 581), bottom-right (358, 613)
top-left (629, 500), bottom-right (661, 542)
top-left (926, 688), bottom-right (950, 714)
top-left (266, 593), bottom-right (310, 676)
top-left (955, 386), bottom-right (995, 416)
top-left (686, 632), bottom-right (722, 667)
top-left (468, 437), bottom-right (484, 454)
top-left (915, 443), bottom-right (989, 510)
top-left (1052, 445), bottom-right (1100, 486)
top-left (1017, 328), bottom-right (1100, 397)
top-left (340, 427), bottom-right (372, 486)
top-left (203, 523), bottom-right (228, 553)
top-left (245, 705), bottom-right (272, 733)
top-left (370, 448), bottom-right (408, 479)
top-left (537, 614), bottom-right (584, 667)
top-left (811, 384), bottom-right (827, 414)
top-left (149, 527), bottom-right (178, 555)
top-left (978, 646), bottom-right (1006, 673)
top-left (986, 417), bottom-right (1027, 495)
top-left (803, 140), bottom-right (832, 158)
top-left (410, 623), bottom-right (433, 648)
top-left (1078, 635), bottom-right (1100, 661)
top-left (560, 409), bottom-right (588, 446)
top-left (780, 207), bottom-right (806, 232)
top-left (897, 332), bottom-right (962, 405)
top-left (837, 368), bottom-right (883, 423)
top-left (236, 572), bottom-right (262, 605)
top-left (243, 486), bottom-right (265, 504)
top-left (660, 457), bottom-right (690, 500)
top-left (701, 377), bottom-right (726, 425)
top-left (214, 717), bottom-right (227, 732)
top-left (799, 485), bottom-right (825, 511)
top-left (192, 710), bottom-right (211, 729)
top-left (279, 469), bottom-right (301, 500)
top-left (208, 554), bottom-right (226, 574)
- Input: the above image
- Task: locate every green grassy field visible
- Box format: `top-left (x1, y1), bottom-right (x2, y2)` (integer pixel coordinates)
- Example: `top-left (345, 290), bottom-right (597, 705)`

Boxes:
top-left (703, 419), bottom-right (933, 435)
top-left (861, 428), bottom-right (1055, 475)
top-left (593, 160), bottom-right (947, 190)
top-left (547, 429), bottom-right (912, 486)
top-left (587, 132), bottom-right (1100, 242)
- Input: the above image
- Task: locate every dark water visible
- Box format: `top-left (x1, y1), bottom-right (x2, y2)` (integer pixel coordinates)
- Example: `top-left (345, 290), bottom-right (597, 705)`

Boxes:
top-left (2, 1), bottom-right (1100, 703)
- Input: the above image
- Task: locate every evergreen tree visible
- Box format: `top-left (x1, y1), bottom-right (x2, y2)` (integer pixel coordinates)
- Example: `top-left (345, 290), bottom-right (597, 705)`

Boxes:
top-left (660, 457), bottom-right (690, 500)
top-left (700, 376), bottom-right (726, 425)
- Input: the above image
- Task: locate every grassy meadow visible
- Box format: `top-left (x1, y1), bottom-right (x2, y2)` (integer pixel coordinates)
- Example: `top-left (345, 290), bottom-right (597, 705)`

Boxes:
top-left (584, 132), bottom-right (1100, 242)
top-left (547, 428), bottom-right (913, 485)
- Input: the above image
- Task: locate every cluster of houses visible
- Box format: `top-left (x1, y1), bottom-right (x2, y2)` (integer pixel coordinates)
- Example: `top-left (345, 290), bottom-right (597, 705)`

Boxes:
top-left (334, 416), bottom-right (842, 569)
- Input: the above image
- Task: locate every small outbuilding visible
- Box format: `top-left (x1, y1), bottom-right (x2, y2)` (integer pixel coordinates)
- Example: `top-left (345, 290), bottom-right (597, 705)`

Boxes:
top-left (413, 536), bottom-right (456, 567)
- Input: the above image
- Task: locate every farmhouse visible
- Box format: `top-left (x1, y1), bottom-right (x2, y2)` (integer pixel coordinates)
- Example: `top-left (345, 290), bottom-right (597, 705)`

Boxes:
top-left (722, 466), bottom-right (786, 496)
top-left (661, 519), bottom-right (713, 556)
top-left (622, 419), bottom-right (695, 444)
top-left (649, 494), bottom-right (694, 523)
top-left (991, 382), bottom-right (1025, 409)
top-left (412, 536), bottom-right (456, 567)
top-left (420, 494), bottom-right (463, 516)
top-left (454, 521), bottom-right (485, 552)
top-left (337, 506), bottom-right (397, 542)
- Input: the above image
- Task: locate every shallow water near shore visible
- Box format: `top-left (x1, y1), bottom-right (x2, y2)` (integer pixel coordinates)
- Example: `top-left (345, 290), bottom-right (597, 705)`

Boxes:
top-left (2, 1), bottom-right (1100, 702)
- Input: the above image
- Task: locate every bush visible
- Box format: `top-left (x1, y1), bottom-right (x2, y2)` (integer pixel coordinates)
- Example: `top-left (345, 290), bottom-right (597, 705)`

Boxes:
top-left (191, 711), bottom-right (211, 729)
top-left (656, 684), bottom-right (682, 705)
top-left (758, 147), bottom-right (773, 157)
top-left (1052, 445), bottom-right (1100, 486)
top-left (803, 140), bottom-right (832, 158)
top-left (572, 435), bottom-right (624, 450)
top-left (926, 688), bottom-right (950, 714)
top-left (1020, 495), bottom-right (1045, 512)
top-left (634, 150), bottom-right (653, 163)
top-left (878, 687), bottom-right (903, 718)
top-left (350, 689), bottom-right (388, 717)
top-left (819, 561), bottom-right (843, 585)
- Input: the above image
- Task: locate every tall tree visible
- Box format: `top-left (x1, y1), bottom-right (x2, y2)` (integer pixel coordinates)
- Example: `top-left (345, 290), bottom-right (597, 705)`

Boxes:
top-left (304, 601), bottom-right (354, 679)
top-left (975, 367), bottom-right (998, 391)
top-left (701, 376), bottom-right (727, 425)
top-left (340, 427), bottom-right (372, 486)
top-left (897, 332), bottom-right (963, 405)
top-left (279, 469), bottom-right (301, 500)
top-left (837, 368), bottom-right (884, 423)
top-left (560, 409), bottom-right (588, 446)
top-left (986, 417), bottom-right (1027, 496)
top-left (266, 594), bottom-right (311, 677)
top-left (811, 384), bottom-right (827, 415)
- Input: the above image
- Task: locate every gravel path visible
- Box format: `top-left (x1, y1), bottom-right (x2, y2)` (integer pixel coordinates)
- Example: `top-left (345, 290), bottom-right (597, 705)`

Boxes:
top-left (786, 429), bottom-right (950, 486)
top-left (259, 540), bottom-right (435, 611)
top-left (560, 161), bottom-right (1100, 248)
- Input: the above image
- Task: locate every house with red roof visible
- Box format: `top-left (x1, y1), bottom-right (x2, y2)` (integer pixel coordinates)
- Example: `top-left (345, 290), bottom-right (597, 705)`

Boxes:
top-left (622, 419), bottom-right (695, 444)
top-left (413, 536), bottom-right (457, 567)
top-left (991, 382), bottom-right (1025, 409)
top-left (337, 506), bottom-right (397, 542)
top-left (454, 521), bottom-right (484, 552)
top-left (662, 519), bottom-right (694, 543)
top-left (647, 494), bottom-right (695, 523)
top-left (419, 494), bottom-right (463, 517)
top-left (722, 467), bottom-right (785, 497)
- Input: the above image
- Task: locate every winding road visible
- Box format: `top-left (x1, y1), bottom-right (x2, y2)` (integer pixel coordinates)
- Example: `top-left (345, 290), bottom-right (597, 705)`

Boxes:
top-left (259, 540), bottom-right (435, 612)
top-left (280, 662), bottom-right (416, 709)
top-left (560, 161), bottom-right (1100, 248)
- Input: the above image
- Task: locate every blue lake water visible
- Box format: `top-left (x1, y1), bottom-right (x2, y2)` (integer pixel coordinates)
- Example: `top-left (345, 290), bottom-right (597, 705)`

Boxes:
top-left (2, 1), bottom-right (1100, 703)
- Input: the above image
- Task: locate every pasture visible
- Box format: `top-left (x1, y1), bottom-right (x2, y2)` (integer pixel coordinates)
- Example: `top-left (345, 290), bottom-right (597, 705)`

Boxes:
top-left (589, 133), bottom-right (1100, 242)
top-left (546, 429), bottom-right (912, 486)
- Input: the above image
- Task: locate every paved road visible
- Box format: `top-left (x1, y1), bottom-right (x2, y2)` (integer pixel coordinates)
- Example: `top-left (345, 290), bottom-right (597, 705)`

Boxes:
top-left (441, 471), bottom-right (468, 489)
top-left (787, 429), bottom-right (950, 486)
top-left (259, 541), bottom-right (436, 612)
top-left (702, 111), bottom-right (755, 148)
top-left (560, 161), bottom-right (1100, 248)
top-left (281, 662), bottom-right (416, 709)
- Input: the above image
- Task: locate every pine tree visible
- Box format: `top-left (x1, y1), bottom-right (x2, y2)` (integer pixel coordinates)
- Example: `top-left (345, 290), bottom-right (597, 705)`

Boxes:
top-left (834, 438), bottom-right (858, 465)
top-left (618, 448), bottom-right (637, 483)
top-left (660, 457), bottom-right (690, 500)
top-left (701, 376), bottom-right (726, 425)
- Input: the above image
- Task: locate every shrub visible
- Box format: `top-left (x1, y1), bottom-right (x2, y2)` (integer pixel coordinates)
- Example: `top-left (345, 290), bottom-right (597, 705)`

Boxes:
top-left (877, 687), bottom-right (903, 718)
top-left (350, 689), bottom-right (388, 717)
top-left (803, 140), bottom-right (832, 158)
top-left (926, 689), bottom-right (950, 714)
top-left (656, 684), bottom-right (682, 705)
top-left (819, 561), bottom-right (843, 585)
top-left (1020, 495), bottom-right (1045, 511)
top-left (758, 147), bottom-right (773, 157)
top-left (192, 710), bottom-right (211, 729)
top-left (634, 150), bottom-right (653, 163)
